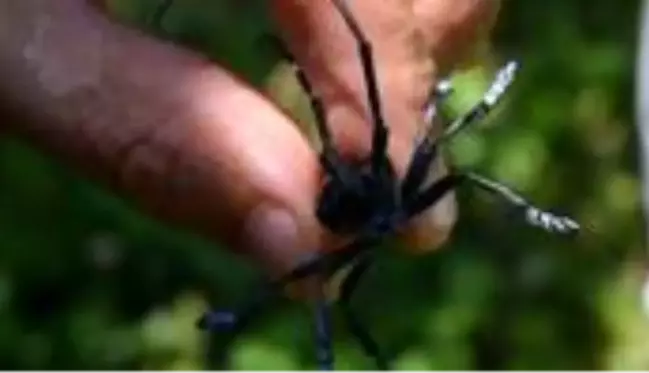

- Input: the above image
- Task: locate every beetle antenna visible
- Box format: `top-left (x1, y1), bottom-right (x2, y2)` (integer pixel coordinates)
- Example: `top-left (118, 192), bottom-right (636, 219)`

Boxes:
top-left (331, 0), bottom-right (389, 176)
top-left (406, 172), bottom-right (580, 236)
top-left (265, 35), bottom-right (349, 184)
top-left (401, 79), bottom-right (455, 197)
top-left (401, 61), bottom-right (520, 198)
top-left (439, 61), bottom-right (519, 143)
top-left (422, 78), bottom-right (455, 125)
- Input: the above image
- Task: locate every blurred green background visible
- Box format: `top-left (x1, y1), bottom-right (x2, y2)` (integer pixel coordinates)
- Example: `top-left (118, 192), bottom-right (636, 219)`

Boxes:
top-left (0, 0), bottom-right (646, 370)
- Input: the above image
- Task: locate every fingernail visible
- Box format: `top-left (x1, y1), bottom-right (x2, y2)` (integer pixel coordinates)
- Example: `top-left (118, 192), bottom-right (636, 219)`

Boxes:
top-left (243, 203), bottom-right (302, 276)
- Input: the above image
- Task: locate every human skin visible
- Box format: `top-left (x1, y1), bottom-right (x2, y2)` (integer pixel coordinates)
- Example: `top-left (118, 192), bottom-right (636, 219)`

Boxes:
top-left (0, 0), bottom-right (500, 280)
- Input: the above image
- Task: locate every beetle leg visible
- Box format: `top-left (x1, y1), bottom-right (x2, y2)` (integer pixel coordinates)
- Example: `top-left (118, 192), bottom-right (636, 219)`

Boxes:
top-left (338, 256), bottom-right (390, 370)
top-left (314, 296), bottom-right (335, 370)
top-left (196, 238), bottom-right (369, 329)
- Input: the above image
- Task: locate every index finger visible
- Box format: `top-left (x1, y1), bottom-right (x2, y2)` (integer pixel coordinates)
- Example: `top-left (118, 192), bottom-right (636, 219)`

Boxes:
top-left (414, 0), bottom-right (501, 72)
top-left (270, 0), bottom-right (458, 251)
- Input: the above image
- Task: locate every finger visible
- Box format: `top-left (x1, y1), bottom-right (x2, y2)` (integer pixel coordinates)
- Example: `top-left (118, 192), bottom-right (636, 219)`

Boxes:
top-left (0, 0), bottom-right (331, 278)
top-left (414, 0), bottom-right (502, 72)
top-left (271, 0), bottom-right (425, 161)
top-left (271, 0), bottom-right (457, 251)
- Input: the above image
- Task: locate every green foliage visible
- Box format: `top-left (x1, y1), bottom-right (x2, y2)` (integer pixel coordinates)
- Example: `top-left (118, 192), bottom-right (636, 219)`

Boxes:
top-left (1, 0), bottom-right (646, 369)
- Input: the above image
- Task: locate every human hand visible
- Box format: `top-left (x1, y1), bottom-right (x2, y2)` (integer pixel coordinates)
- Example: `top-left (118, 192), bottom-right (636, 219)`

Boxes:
top-left (0, 0), bottom-right (499, 279)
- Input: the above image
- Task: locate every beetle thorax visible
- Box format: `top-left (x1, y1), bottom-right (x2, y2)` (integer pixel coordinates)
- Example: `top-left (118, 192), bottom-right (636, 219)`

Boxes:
top-left (316, 159), bottom-right (400, 235)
